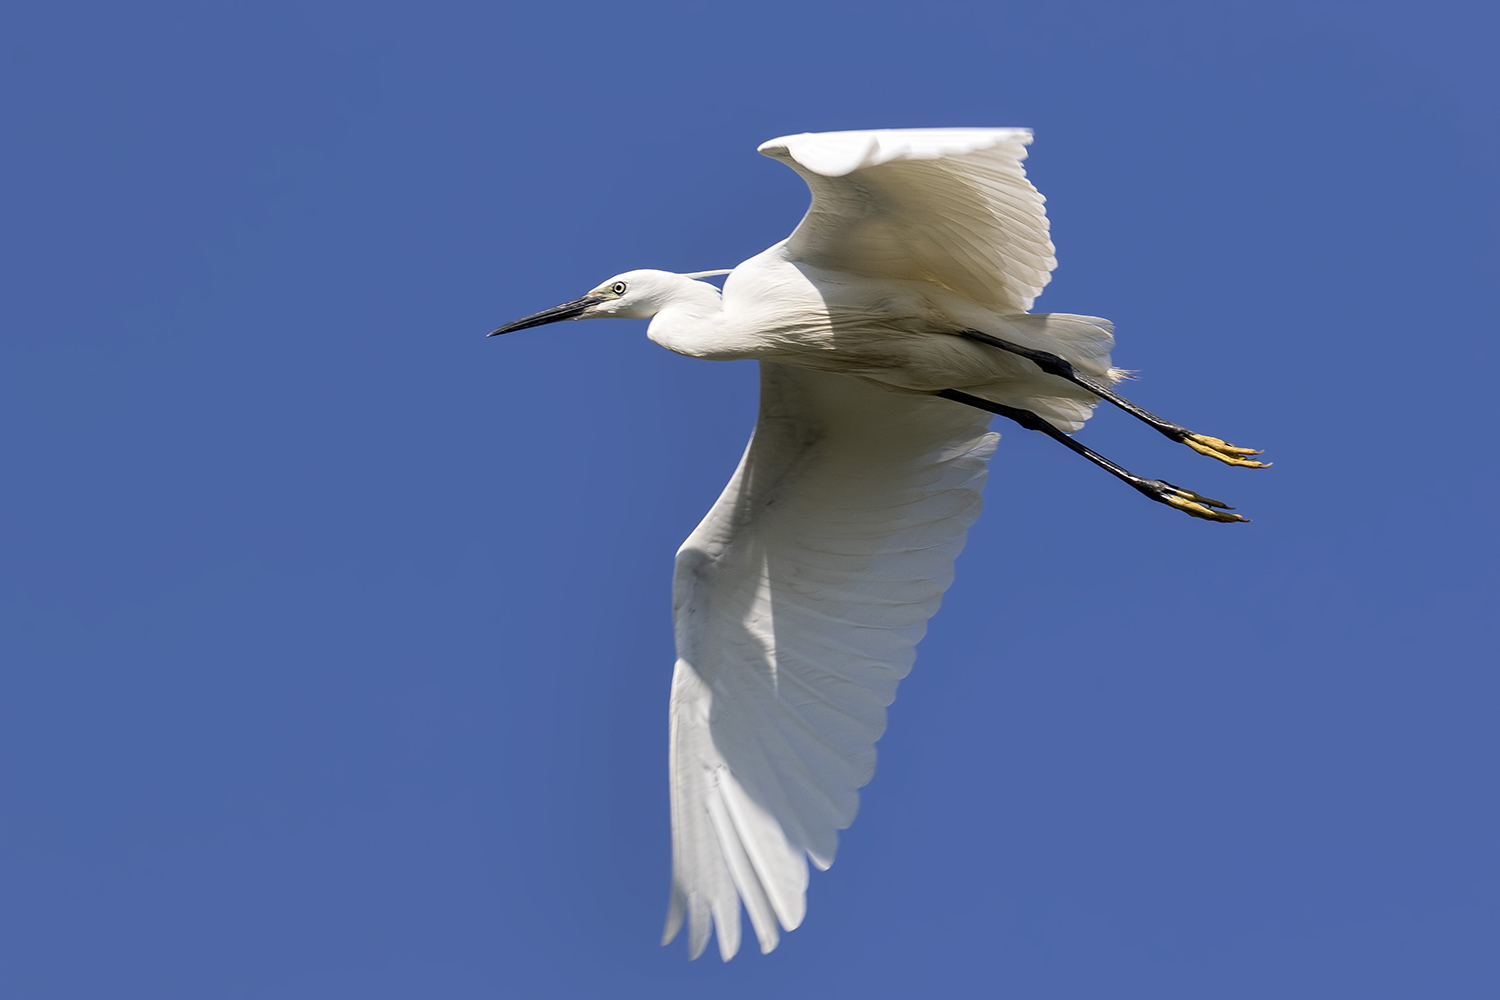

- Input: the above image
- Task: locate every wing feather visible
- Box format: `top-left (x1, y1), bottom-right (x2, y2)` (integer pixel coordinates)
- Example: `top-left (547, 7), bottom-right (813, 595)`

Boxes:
top-left (662, 362), bottom-right (997, 959)
top-left (759, 128), bottom-right (1057, 312)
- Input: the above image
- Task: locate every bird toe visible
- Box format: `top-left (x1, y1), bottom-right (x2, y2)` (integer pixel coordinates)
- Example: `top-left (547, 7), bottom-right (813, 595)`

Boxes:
top-left (1183, 433), bottom-right (1271, 468)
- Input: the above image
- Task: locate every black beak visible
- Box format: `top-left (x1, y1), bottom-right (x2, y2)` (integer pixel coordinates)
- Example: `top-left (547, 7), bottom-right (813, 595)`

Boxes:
top-left (487, 294), bottom-right (607, 337)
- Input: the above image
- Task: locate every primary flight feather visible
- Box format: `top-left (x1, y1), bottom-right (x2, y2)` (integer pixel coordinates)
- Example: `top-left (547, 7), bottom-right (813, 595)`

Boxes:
top-left (489, 128), bottom-right (1266, 960)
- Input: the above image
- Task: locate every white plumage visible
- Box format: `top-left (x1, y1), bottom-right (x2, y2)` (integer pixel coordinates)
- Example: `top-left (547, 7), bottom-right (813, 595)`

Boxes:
top-left (489, 127), bottom-right (1261, 960)
top-left (664, 363), bottom-right (996, 959)
top-left (762, 129), bottom-right (1055, 312)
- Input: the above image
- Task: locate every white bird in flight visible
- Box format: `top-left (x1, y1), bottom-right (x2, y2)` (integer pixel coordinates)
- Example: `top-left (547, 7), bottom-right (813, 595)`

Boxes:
top-left (489, 128), bottom-right (1267, 960)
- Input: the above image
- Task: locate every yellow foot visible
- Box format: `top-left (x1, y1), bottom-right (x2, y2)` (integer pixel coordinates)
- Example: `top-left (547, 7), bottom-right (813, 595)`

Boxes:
top-left (1183, 433), bottom-right (1271, 468)
top-left (1154, 483), bottom-right (1251, 523)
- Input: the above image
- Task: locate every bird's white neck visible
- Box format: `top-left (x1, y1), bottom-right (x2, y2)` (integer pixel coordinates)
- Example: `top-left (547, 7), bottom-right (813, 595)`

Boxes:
top-left (645, 278), bottom-right (736, 359)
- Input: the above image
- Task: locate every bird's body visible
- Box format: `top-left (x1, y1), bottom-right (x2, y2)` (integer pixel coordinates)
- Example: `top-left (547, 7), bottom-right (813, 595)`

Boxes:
top-left (642, 247), bottom-right (1113, 430)
top-left (490, 128), bottom-right (1265, 961)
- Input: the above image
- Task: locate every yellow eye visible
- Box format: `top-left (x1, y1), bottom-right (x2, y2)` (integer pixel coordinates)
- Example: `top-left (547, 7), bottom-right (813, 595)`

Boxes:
top-left (611, 282), bottom-right (627, 295)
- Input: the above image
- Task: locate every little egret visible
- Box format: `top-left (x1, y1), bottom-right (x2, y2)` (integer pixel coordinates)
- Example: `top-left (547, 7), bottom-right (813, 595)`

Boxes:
top-left (490, 128), bottom-right (1267, 960)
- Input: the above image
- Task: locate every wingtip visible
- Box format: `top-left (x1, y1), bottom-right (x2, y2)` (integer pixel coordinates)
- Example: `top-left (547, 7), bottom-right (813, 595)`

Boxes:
top-left (661, 897), bottom-right (684, 948)
top-left (756, 137), bottom-right (792, 159)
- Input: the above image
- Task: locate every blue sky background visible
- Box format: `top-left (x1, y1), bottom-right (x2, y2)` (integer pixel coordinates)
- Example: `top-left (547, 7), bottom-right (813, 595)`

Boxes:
top-left (3, 1), bottom-right (1496, 996)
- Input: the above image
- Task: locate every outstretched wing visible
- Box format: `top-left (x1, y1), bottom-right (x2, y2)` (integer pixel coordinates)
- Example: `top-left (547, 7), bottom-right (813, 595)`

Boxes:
top-left (759, 128), bottom-right (1056, 313)
top-left (662, 362), bottom-right (998, 960)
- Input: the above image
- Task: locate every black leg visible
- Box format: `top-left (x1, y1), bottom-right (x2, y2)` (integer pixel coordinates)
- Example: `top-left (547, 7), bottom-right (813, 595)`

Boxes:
top-left (935, 388), bottom-right (1249, 523)
top-left (957, 329), bottom-right (1269, 469)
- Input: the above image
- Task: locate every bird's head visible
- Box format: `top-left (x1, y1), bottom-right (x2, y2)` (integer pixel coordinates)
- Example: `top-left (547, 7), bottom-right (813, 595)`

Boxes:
top-left (488, 268), bottom-right (727, 336)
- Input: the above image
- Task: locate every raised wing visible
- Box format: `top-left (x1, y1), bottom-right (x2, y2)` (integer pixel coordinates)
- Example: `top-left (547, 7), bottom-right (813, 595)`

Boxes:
top-left (759, 128), bottom-right (1056, 312)
top-left (662, 362), bottom-right (998, 960)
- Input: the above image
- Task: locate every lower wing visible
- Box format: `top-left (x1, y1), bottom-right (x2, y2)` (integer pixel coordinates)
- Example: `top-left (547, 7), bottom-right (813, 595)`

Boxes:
top-left (663, 362), bottom-right (998, 959)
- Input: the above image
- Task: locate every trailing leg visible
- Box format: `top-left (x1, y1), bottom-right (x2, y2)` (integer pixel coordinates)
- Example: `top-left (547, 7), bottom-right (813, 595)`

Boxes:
top-left (935, 388), bottom-right (1249, 523)
top-left (957, 329), bottom-right (1269, 469)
